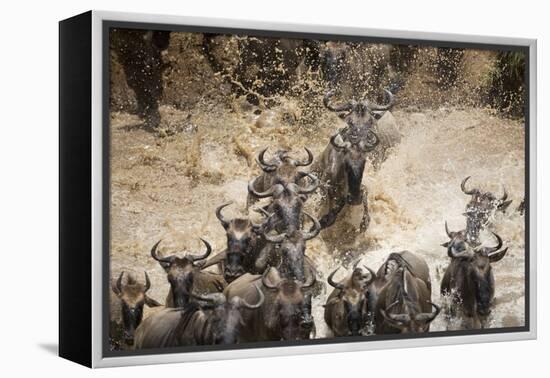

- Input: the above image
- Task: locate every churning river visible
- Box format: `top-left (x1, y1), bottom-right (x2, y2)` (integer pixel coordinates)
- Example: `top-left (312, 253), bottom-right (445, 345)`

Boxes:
top-left (110, 99), bottom-right (525, 338)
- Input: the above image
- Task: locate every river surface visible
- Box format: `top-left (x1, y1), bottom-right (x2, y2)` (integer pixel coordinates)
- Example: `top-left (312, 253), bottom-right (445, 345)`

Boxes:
top-left (109, 100), bottom-right (525, 339)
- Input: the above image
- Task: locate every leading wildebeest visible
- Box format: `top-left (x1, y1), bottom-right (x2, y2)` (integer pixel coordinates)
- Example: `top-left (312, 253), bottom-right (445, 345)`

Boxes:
top-left (201, 202), bottom-right (269, 283)
top-left (134, 285), bottom-right (265, 348)
top-left (461, 176), bottom-right (513, 244)
top-left (150, 239), bottom-right (226, 308)
top-left (311, 128), bottom-right (380, 232)
top-left (323, 89), bottom-right (395, 130)
top-left (440, 222), bottom-right (508, 329)
top-left (110, 271), bottom-right (161, 345)
top-left (374, 265), bottom-right (439, 334)
top-left (324, 262), bottom-right (376, 336)
top-left (255, 211), bottom-right (321, 282)
top-left (224, 268), bottom-right (316, 341)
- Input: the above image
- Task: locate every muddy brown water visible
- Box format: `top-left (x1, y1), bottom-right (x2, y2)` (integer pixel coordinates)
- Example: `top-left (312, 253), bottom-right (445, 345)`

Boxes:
top-left (109, 101), bottom-right (525, 340)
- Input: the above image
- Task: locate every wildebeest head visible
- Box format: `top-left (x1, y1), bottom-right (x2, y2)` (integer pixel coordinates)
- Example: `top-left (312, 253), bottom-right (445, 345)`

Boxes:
top-left (248, 172), bottom-right (319, 233)
top-left (150, 239), bottom-right (212, 308)
top-left (327, 263), bottom-right (376, 335)
top-left (461, 176), bottom-right (513, 240)
top-left (262, 211), bottom-right (321, 281)
top-left (262, 268), bottom-right (317, 340)
top-left (442, 222), bottom-right (508, 316)
top-left (255, 147), bottom-right (314, 176)
top-left (216, 202), bottom-right (268, 282)
top-left (112, 271), bottom-right (160, 344)
top-left (324, 89), bottom-right (394, 129)
top-left (330, 130), bottom-right (379, 205)
top-left (380, 269), bottom-right (440, 333)
top-left (191, 285), bottom-right (265, 344)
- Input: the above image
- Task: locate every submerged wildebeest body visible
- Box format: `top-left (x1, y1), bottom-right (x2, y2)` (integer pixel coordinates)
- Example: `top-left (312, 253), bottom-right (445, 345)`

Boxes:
top-left (324, 263), bottom-right (376, 336)
top-left (150, 240), bottom-right (227, 308)
top-left (111, 271), bottom-right (161, 345)
top-left (110, 29), bottom-right (170, 128)
top-left (312, 129), bottom-right (380, 232)
top-left (248, 148), bottom-right (319, 233)
top-left (201, 202), bottom-right (269, 283)
top-left (460, 176), bottom-right (513, 244)
top-left (440, 223), bottom-right (508, 329)
top-left (374, 266), bottom-right (440, 334)
top-left (224, 269), bottom-right (316, 341)
top-left (134, 287), bottom-right (265, 348)
top-left (365, 251), bottom-right (436, 334)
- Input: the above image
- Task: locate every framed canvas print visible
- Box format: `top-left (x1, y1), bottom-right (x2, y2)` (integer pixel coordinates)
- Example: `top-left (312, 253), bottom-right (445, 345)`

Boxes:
top-left (59, 10), bottom-right (537, 368)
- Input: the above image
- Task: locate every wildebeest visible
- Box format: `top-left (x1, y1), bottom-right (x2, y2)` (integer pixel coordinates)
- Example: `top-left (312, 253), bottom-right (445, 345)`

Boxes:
top-left (374, 265), bottom-right (439, 334)
top-left (323, 89), bottom-right (395, 130)
top-left (324, 262), bottom-right (376, 336)
top-left (248, 149), bottom-right (319, 233)
top-left (110, 29), bottom-right (171, 128)
top-left (461, 176), bottom-right (513, 244)
top-left (311, 128), bottom-right (380, 231)
top-left (201, 202), bottom-right (269, 283)
top-left (255, 211), bottom-right (321, 282)
top-left (440, 222), bottom-right (508, 329)
top-left (134, 285), bottom-right (265, 348)
top-left (150, 239), bottom-right (226, 308)
top-left (224, 268), bottom-right (316, 341)
top-left (110, 271), bottom-right (161, 345)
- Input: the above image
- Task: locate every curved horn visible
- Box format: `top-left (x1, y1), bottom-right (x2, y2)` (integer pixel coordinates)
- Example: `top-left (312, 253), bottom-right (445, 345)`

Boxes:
top-left (144, 271), bottom-right (151, 292)
top-left (499, 186), bottom-right (510, 205)
top-left (256, 148), bottom-right (277, 173)
top-left (327, 267), bottom-right (345, 290)
top-left (264, 231), bottom-right (286, 244)
top-left (362, 265), bottom-right (377, 286)
top-left (381, 300), bottom-right (411, 323)
top-left (261, 268), bottom-right (279, 291)
top-left (215, 202), bottom-right (232, 228)
top-left (461, 176), bottom-right (477, 195)
top-left (240, 284), bottom-right (265, 309)
top-left (330, 134), bottom-right (350, 151)
top-left (301, 267), bottom-right (317, 289)
top-left (188, 238), bottom-right (212, 262)
top-left (302, 211), bottom-right (321, 241)
top-left (150, 240), bottom-right (173, 264)
top-left (115, 271), bottom-right (124, 294)
top-left (477, 232), bottom-right (504, 255)
top-left (296, 172), bottom-right (319, 195)
top-left (323, 90), bottom-right (353, 112)
top-left (295, 147), bottom-right (314, 167)
top-left (444, 221), bottom-right (456, 239)
top-left (248, 177), bottom-right (275, 198)
top-left (188, 292), bottom-right (224, 304)
top-left (254, 206), bottom-right (272, 218)
top-left (368, 89), bottom-right (395, 111)
top-left (415, 302), bottom-right (441, 322)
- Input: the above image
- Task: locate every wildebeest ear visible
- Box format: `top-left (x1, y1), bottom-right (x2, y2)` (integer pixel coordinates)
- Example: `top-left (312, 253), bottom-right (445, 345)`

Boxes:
top-left (440, 242), bottom-right (450, 248)
top-left (144, 296), bottom-right (162, 308)
top-left (157, 261), bottom-right (172, 271)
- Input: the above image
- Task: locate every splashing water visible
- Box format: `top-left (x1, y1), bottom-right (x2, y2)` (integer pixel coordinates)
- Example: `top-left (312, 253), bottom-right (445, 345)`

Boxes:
top-left (110, 94), bottom-right (525, 340)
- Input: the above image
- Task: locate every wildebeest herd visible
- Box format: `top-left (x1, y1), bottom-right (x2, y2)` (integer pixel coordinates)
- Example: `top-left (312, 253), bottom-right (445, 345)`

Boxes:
top-left (110, 87), bottom-right (519, 350)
